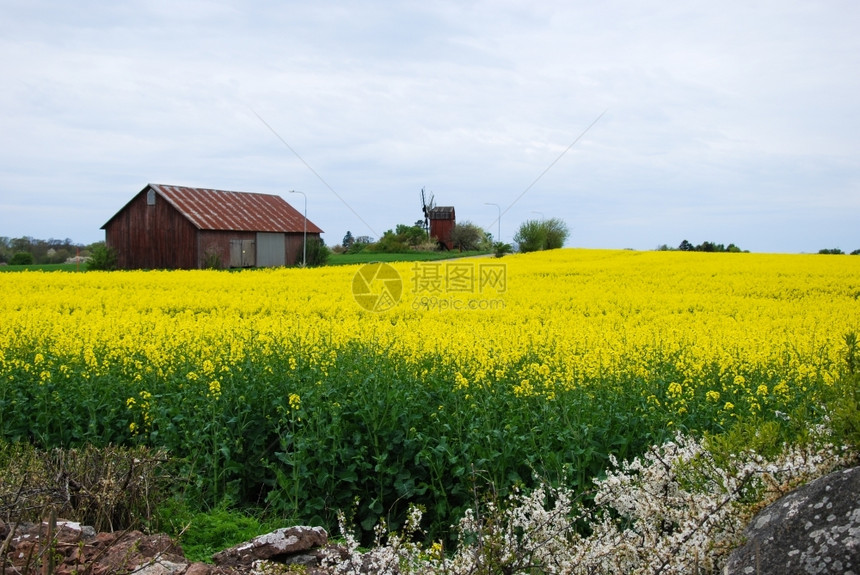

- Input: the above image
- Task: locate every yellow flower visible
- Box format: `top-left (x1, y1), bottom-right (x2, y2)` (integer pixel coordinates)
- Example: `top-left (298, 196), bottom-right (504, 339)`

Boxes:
top-left (706, 390), bottom-right (720, 403)
top-left (724, 402), bottom-right (735, 410)
top-left (208, 380), bottom-right (221, 399)
top-left (756, 384), bottom-right (768, 397)
top-left (288, 393), bottom-right (301, 411)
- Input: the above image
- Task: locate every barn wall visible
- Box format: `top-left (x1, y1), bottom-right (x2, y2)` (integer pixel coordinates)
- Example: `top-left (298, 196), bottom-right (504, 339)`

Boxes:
top-left (196, 230), bottom-right (256, 269)
top-left (105, 190), bottom-right (198, 269)
top-left (195, 231), bottom-right (320, 268)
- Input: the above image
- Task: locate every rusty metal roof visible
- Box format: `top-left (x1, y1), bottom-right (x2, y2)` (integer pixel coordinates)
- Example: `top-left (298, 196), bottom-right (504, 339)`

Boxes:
top-left (106, 184), bottom-right (323, 233)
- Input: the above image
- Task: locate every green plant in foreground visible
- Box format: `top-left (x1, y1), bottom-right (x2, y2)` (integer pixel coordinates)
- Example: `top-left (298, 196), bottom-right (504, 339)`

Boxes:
top-left (86, 243), bottom-right (118, 270)
top-left (153, 498), bottom-right (279, 563)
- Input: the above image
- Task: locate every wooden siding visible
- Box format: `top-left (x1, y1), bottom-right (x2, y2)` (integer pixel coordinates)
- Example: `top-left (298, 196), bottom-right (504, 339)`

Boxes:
top-left (105, 190), bottom-right (198, 269)
top-left (430, 219), bottom-right (456, 250)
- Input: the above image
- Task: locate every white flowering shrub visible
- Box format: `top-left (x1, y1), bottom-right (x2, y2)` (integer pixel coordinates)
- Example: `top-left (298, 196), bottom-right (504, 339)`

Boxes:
top-left (324, 430), bottom-right (855, 575)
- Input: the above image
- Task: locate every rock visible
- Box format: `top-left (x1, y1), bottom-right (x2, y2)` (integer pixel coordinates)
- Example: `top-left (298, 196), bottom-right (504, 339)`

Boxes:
top-left (185, 561), bottom-right (214, 575)
top-left (725, 466), bottom-right (860, 575)
top-left (212, 526), bottom-right (328, 567)
top-left (4, 523), bottom-right (188, 575)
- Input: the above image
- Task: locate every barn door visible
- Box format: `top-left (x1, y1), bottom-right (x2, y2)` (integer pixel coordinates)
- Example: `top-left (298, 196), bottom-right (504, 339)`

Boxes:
top-left (229, 239), bottom-right (256, 267)
top-left (256, 232), bottom-right (286, 267)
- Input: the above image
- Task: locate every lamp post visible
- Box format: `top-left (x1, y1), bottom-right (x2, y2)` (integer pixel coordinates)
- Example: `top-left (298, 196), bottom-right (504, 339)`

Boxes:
top-left (485, 202), bottom-right (501, 244)
top-left (289, 190), bottom-right (307, 267)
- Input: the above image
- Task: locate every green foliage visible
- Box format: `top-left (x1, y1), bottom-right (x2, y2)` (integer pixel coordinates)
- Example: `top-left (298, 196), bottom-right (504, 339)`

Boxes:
top-left (369, 230), bottom-right (410, 253)
top-left (514, 220), bottom-right (546, 253)
top-left (493, 242), bottom-right (512, 258)
top-left (818, 248), bottom-right (845, 254)
top-left (6, 332), bottom-right (832, 545)
top-left (87, 243), bottom-right (118, 270)
top-left (0, 236), bottom-right (87, 265)
top-left (342, 230), bottom-right (355, 249)
top-left (154, 498), bottom-right (279, 563)
top-left (348, 236), bottom-right (373, 254)
top-left (822, 332), bottom-right (860, 449)
top-left (448, 221), bottom-right (487, 252)
top-left (368, 224), bottom-right (430, 253)
top-left (678, 240), bottom-right (746, 253)
top-left (300, 237), bottom-right (331, 267)
top-left (851, 249), bottom-right (860, 255)
top-left (0, 333), bottom-right (850, 548)
top-left (397, 223), bottom-right (430, 247)
top-left (10, 251), bottom-right (34, 265)
top-left (514, 218), bottom-right (569, 253)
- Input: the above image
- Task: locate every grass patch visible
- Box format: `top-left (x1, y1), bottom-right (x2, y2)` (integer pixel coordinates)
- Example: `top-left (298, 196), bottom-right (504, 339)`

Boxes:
top-left (0, 263), bottom-right (85, 272)
top-left (327, 250), bottom-right (489, 266)
top-left (153, 498), bottom-right (283, 563)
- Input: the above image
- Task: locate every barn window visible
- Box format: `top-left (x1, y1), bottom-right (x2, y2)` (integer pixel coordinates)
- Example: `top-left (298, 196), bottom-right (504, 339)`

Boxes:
top-left (147, 189), bottom-right (156, 205)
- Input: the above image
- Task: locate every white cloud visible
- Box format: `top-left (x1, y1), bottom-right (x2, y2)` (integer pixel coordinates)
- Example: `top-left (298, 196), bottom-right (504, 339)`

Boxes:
top-left (1, 0), bottom-right (858, 252)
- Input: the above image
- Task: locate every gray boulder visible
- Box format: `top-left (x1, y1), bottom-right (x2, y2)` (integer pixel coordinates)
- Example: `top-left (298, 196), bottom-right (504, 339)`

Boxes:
top-left (211, 525), bottom-right (328, 567)
top-left (725, 465), bottom-right (860, 575)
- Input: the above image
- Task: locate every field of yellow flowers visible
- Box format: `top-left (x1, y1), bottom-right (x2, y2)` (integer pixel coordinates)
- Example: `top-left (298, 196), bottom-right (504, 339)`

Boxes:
top-left (1, 249), bottom-right (858, 538)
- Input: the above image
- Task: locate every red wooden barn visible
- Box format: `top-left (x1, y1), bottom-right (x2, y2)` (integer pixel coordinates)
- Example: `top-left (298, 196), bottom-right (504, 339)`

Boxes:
top-left (102, 184), bottom-right (323, 269)
top-left (428, 206), bottom-right (456, 250)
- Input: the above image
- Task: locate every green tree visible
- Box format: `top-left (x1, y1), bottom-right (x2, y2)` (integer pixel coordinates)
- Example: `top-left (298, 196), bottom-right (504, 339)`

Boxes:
top-left (87, 243), bottom-right (118, 270)
top-left (543, 218), bottom-right (569, 250)
top-left (514, 218), bottom-right (569, 253)
top-left (493, 242), bottom-right (513, 258)
top-left (342, 230), bottom-right (355, 249)
top-left (395, 224), bottom-right (429, 247)
top-left (448, 221), bottom-right (485, 251)
top-left (9, 251), bottom-right (34, 265)
top-left (303, 238), bottom-right (330, 267)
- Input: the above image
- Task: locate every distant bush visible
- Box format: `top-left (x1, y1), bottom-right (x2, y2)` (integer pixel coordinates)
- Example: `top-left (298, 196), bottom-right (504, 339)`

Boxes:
top-left (9, 252), bottom-right (34, 265)
top-left (348, 239), bottom-right (372, 254)
top-left (87, 243), bottom-right (118, 270)
top-left (514, 218), bottom-right (569, 253)
top-left (493, 241), bottom-right (513, 258)
top-left (448, 221), bottom-right (486, 251)
top-left (678, 240), bottom-right (746, 253)
top-left (851, 249), bottom-right (860, 255)
top-left (818, 248), bottom-right (845, 255)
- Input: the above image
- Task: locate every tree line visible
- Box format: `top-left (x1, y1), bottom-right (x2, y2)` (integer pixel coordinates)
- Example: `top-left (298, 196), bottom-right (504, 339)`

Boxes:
top-left (0, 236), bottom-right (103, 265)
top-left (338, 217), bottom-right (570, 256)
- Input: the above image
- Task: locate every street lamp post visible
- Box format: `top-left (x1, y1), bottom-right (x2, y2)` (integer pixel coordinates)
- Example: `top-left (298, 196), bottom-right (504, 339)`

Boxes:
top-left (289, 190), bottom-right (307, 267)
top-left (485, 202), bottom-right (501, 244)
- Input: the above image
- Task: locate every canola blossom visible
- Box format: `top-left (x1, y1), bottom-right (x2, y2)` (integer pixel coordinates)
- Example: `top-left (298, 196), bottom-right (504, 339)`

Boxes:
top-left (1, 249), bottom-right (858, 537)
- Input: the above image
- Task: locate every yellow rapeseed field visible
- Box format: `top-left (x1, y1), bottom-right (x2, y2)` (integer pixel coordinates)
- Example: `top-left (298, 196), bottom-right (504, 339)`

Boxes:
top-left (2, 249), bottom-right (858, 413)
top-left (2, 248), bottom-right (859, 533)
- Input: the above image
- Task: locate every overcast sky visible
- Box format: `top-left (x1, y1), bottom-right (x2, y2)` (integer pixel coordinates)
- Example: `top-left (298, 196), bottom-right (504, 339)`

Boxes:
top-left (1, 1), bottom-right (857, 252)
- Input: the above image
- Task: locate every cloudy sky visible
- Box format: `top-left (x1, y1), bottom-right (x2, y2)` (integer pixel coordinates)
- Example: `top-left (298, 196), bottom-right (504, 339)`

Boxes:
top-left (1, 1), bottom-right (857, 253)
